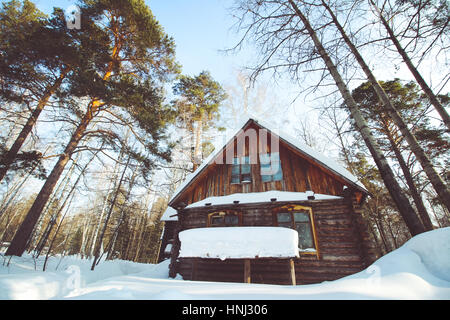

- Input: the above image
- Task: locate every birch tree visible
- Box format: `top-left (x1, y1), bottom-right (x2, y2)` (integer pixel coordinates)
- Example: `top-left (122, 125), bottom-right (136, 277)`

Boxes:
top-left (319, 0), bottom-right (450, 213)
top-left (368, 0), bottom-right (450, 131)
top-left (231, 0), bottom-right (426, 235)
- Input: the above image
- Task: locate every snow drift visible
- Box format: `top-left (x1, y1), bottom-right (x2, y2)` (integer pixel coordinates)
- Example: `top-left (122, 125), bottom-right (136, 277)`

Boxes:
top-left (0, 227), bottom-right (449, 299)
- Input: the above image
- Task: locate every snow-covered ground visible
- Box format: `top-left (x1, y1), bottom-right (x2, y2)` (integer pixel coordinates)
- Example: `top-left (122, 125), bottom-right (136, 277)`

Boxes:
top-left (1, 227), bottom-right (449, 300)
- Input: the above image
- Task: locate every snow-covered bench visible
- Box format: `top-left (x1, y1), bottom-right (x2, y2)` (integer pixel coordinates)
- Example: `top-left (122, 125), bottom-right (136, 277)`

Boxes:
top-left (178, 227), bottom-right (299, 284)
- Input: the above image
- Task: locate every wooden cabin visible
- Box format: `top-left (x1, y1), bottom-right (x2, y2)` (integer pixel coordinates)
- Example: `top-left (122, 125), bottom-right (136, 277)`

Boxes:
top-left (159, 117), bottom-right (376, 285)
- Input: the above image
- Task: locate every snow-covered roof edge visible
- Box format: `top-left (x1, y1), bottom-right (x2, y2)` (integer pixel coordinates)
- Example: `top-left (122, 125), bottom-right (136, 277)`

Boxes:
top-left (168, 115), bottom-right (368, 206)
top-left (185, 190), bottom-right (342, 209)
top-left (160, 206), bottom-right (178, 221)
top-left (168, 117), bottom-right (253, 205)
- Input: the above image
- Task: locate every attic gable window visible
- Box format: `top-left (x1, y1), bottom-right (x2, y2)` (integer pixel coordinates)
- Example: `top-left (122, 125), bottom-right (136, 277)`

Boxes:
top-left (260, 152), bottom-right (282, 182)
top-left (231, 156), bottom-right (252, 184)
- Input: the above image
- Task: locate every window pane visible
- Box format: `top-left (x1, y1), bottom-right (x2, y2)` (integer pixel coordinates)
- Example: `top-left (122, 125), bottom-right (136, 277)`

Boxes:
top-left (259, 153), bottom-right (270, 164)
top-left (231, 164), bottom-right (240, 175)
top-left (261, 174), bottom-right (272, 182)
top-left (241, 164), bottom-right (251, 174)
top-left (295, 222), bottom-right (314, 249)
top-left (260, 153), bottom-right (282, 181)
top-left (210, 216), bottom-right (223, 226)
top-left (278, 222), bottom-right (292, 229)
top-left (277, 212), bottom-right (292, 223)
top-left (233, 157), bottom-right (240, 165)
top-left (260, 165), bottom-right (273, 177)
top-left (241, 173), bottom-right (252, 183)
top-left (224, 214), bottom-right (239, 225)
top-left (293, 212), bottom-right (310, 222)
top-left (231, 174), bottom-right (240, 184)
top-left (271, 152), bottom-right (280, 162)
top-left (273, 164), bottom-right (283, 181)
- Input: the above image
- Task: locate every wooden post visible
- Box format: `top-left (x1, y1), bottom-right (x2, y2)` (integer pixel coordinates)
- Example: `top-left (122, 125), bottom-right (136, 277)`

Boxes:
top-left (191, 259), bottom-right (197, 281)
top-left (244, 259), bottom-right (251, 283)
top-left (289, 258), bottom-right (296, 286)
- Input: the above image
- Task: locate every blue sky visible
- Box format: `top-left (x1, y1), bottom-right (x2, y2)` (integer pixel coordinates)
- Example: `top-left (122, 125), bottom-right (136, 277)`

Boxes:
top-left (32, 0), bottom-right (256, 86)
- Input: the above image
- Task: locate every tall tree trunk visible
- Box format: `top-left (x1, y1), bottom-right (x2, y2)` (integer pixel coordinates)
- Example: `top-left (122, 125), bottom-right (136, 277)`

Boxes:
top-left (42, 191), bottom-right (74, 271)
top-left (5, 103), bottom-right (98, 256)
top-left (288, 0), bottom-right (425, 235)
top-left (89, 162), bottom-right (119, 257)
top-left (105, 169), bottom-right (137, 261)
top-left (91, 154), bottom-right (131, 270)
top-left (28, 153), bottom-right (79, 254)
top-left (193, 119), bottom-right (203, 171)
top-left (368, 0), bottom-right (450, 131)
top-left (0, 70), bottom-right (68, 182)
top-left (132, 214), bottom-right (146, 262)
top-left (79, 213), bottom-right (92, 259)
top-left (5, 30), bottom-right (120, 256)
top-left (34, 150), bottom-right (98, 258)
top-left (322, 1), bottom-right (450, 214)
top-left (380, 118), bottom-right (434, 230)
top-left (374, 212), bottom-right (391, 253)
top-left (385, 215), bottom-right (400, 249)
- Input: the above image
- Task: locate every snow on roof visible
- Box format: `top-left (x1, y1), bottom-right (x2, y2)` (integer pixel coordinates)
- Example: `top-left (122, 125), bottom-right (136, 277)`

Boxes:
top-left (160, 206), bottom-right (178, 221)
top-left (185, 190), bottom-right (342, 209)
top-left (164, 244), bottom-right (173, 254)
top-left (169, 115), bottom-right (367, 205)
top-left (178, 227), bottom-right (300, 260)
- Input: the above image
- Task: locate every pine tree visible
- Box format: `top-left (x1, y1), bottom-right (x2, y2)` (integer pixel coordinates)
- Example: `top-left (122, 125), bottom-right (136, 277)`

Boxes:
top-left (5, 0), bottom-right (179, 257)
top-left (351, 79), bottom-right (445, 230)
top-left (172, 71), bottom-right (227, 170)
top-left (68, 228), bottom-right (83, 256)
top-left (0, 1), bottom-right (108, 182)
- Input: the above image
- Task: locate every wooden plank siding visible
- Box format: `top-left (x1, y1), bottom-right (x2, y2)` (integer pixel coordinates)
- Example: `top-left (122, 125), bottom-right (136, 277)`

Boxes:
top-left (173, 123), bottom-right (357, 207)
top-left (175, 198), bottom-right (374, 285)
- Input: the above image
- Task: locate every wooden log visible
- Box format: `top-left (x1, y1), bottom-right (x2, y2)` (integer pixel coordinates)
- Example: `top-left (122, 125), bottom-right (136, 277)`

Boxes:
top-left (191, 259), bottom-right (197, 281)
top-left (289, 258), bottom-right (296, 286)
top-left (244, 259), bottom-right (251, 283)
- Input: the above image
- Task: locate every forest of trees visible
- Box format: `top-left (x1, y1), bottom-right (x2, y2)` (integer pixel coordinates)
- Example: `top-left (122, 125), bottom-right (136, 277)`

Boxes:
top-left (0, 0), bottom-right (448, 269)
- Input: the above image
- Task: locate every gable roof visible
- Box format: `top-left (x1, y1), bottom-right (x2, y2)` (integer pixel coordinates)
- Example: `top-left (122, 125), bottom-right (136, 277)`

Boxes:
top-left (168, 115), bottom-right (368, 207)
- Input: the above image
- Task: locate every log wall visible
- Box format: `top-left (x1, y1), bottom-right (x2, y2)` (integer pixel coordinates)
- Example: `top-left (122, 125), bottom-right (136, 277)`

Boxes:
top-left (157, 220), bottom-right (177, 263)
top-left (174, 198), bottom-right (375, 285)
